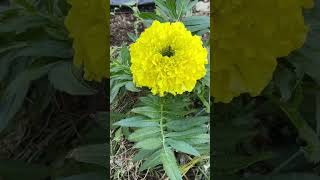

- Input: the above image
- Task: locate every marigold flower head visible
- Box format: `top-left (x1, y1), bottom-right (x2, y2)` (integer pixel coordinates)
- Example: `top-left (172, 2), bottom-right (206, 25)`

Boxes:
top-left (130, 21), bottom-right (208, 96)
top-left (65, 0), bottom-right (108, 81)
top-left (212, 0), bottom-right (313, 103)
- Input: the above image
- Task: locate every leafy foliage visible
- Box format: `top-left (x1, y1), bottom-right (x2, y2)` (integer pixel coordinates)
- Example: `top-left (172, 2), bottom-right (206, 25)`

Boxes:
top-left (212, 2), bottom-right (320, 178)
top-left (0, 1), bottom-right (106, 180)
top-left (134, 0), bottom-right (209, 36)
top-left (114, 95), bottom-right (209, 179)
top-left (110, 46), bottom-right (139, 103)
top-left (0, 0), bottom-right (97, 133)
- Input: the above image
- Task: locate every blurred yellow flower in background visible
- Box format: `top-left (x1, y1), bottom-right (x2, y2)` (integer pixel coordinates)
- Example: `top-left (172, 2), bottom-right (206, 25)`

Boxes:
top-left (212, 0), bottom-right (313, 103)
top-left (65, 0), bottom-right (108, 81)
top-left (130, 21), bottom-right (208, 96)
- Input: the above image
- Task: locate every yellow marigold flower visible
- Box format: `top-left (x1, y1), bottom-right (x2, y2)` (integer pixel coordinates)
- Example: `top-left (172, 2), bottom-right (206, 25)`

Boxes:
top-left (212, 0), bottom-right (313, 103)
top-left (65, 0), bottom-right (108, 81)
top-left (130, 21), bottom-right (208, 96)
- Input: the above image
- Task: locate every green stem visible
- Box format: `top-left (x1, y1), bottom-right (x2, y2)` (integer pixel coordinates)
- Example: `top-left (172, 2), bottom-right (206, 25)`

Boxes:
top-left (160, 98), bottom-right (166, 148)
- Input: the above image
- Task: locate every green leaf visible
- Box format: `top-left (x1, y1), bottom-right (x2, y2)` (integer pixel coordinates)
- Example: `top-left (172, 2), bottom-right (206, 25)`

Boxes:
top-left (127, 32), bottom-right (138, 42)
top-left (166, 138), bottom-right (200, 156)
top-left (110, 81), bottom-right (127, 103)
top-left (57, 173), bottom-right (105, 180)
top-left (67, 143), bottom-right (107, 168)
top-left (11, 0), bottom-right (37, 12)
top-left (175, 0), bottom-right (190, 19)
top-left (113, 116), bottom-right (159, 127)
top-left (0, 15), bottom-right (48, 34)
top-left (279, 104), bottom-right (320, 162)
top-left (0, 62), bottom-right (58, 132)
top-left (48, 62), bottom-right (97, 95)
top-left (154, 0), bottom-right (171, 19)
top-left (119, 46), bottom-right (130, 64)
top-left (139, 149), bottom-right (162, 171)
top-left (134, 137), bottom-right (162, 150)
top-left (173, 134), bottom-right (210, 145)
top-left (139, 95), bottom-right (160, 108)
top-left (138, 12), bottom-right (165, 22)
top-left (0, 51), bottom-right (19, 81)
top-left (166, 0), bottom-right (177, 19)
top-left (166, 127), bottom-right (207, 138)
top-left (17, 40), bottom-right (72, 58)
top-left (160, 146), bottom-right (182, 180)
top-left (183, 16), bottom-right (210, 26)
top-left (166, 116), bottom-right (209, 131)
top-left (125, 81), bottom-right (140, 92)
top-left (0, 42), bottom-right (27, 54)
top-left (183, 16), bottom-right (210, 35)
top-left (131, 106), bottom-right (160, 118)
top-left (129, 127), bottom-right (161, 142)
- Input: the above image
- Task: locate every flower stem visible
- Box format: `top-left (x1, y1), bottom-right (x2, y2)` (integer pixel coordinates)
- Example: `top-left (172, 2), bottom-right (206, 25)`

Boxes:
top-left (160, 98), bottom-right (166, 148)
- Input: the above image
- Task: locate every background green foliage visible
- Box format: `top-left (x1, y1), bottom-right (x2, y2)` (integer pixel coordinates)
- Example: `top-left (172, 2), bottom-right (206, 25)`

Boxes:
top-left (0, 0), bottom-right (106, 179)
top-left (213, 1), bottom-right (320, 179)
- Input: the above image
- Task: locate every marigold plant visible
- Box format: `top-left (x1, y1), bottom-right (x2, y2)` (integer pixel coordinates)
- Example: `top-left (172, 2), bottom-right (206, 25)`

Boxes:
top-left (130, 20), bottom-right (208, 96)
top-left (212, 0), bottom-right (314, 103)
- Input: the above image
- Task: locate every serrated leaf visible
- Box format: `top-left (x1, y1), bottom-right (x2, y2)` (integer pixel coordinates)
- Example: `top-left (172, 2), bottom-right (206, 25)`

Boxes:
top-left (166, 138), bottom-right (200, 156)
top-left (173, 134), bottom-right (210, 145)
top-left (67, 143), bottom-right (107, 168)
top-left (166, 116), bottom-right (209, 131)
top-left (48, 62), bottom-right (97, 95)
top-left (129, 127), bottom-right (161, 142)
top-left (134, 137), bottom-right (162, 150)
top-left (138, 12), bottom-right (165, 22)
top-left (175, 0), bottom-right (190, 19)
top-left (166, 127), bottom-right (207, 138)
top-left (113, 116), bottom-right (159, 127)
top-left (125, 81), bottom-right (140, 92)
top-left (139, 149), bottom-right (162, 171)
top-left (160, 146), bottom-right (182, 180)
top-left (131, 106), bottom-right (160, 118)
